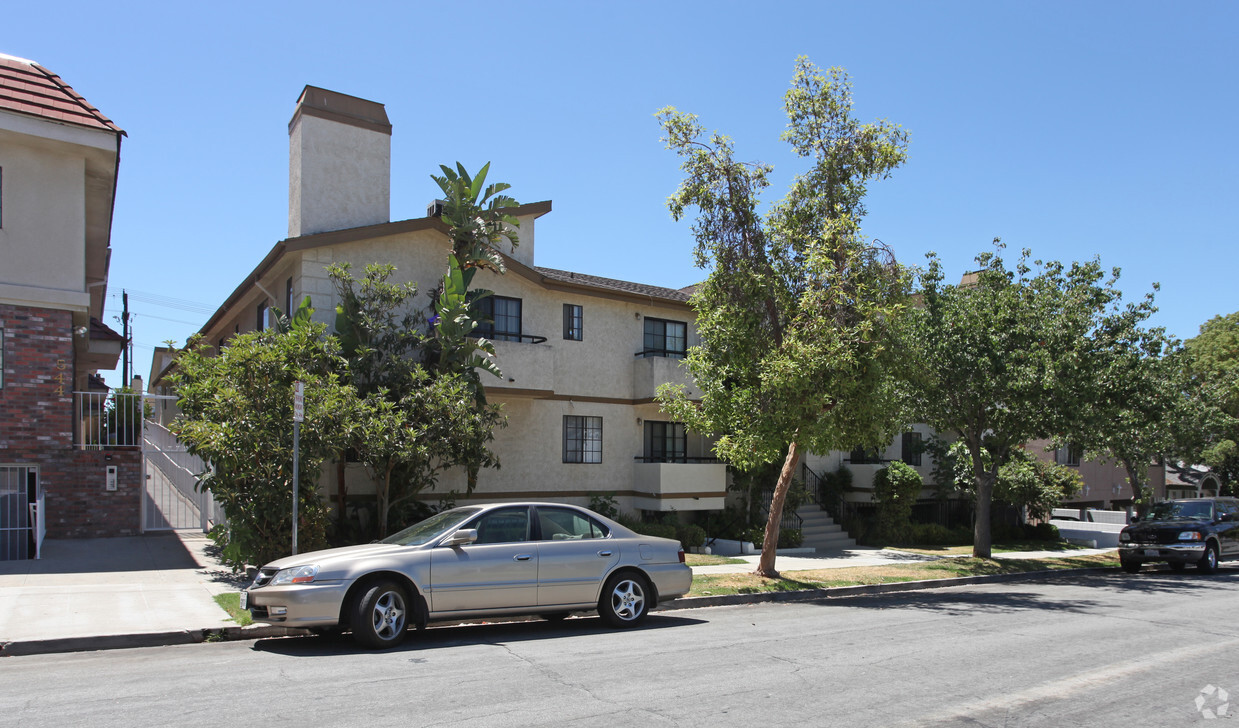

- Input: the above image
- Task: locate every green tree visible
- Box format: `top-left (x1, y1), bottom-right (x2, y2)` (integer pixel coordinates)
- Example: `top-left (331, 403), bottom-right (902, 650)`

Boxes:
top-left (359, 368), bottom-right (504, 537)
top-left (1183, 312), bottom-right (1239, 489)
top-left (327, 261), bottom-right (505, 536)
top-left (1075, 325), bottom-right (1192, 508)
top-left (657, 58), bottom-right (911, 578)
top-left (995, 449), bottom-right (1082, 522)
top-left (908, 245), bottom-right (1156, 557)
top-left (171, 323), bottom-right (360, 568)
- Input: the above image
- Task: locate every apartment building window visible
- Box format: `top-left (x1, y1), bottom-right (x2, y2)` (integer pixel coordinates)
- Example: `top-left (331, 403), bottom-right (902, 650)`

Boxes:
top-left (256, 302), bottom-right (269, 331)
top-left (563, 304), bottom-right (583, 341)
top-left (1062, 444), bottom-right (1083, 467)
top-left (849, 447), bottom-right (883, 464)
top-left (642, 317), bottom-right (686, 358)
top-left (285, 277), bottom-right (293, 316)
top-left (563, 415), bottom-right (602, 463)
top-left (901, 432), bottom-right (923, 466)
top-left (476, 296), bottom-right (522, 342)
top-left (644, 421), bottom-right (686, 463)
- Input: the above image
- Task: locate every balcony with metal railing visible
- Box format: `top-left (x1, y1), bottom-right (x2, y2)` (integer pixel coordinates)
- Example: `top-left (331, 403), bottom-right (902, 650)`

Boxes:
top-left (73, 391), bottom-right (145, 449)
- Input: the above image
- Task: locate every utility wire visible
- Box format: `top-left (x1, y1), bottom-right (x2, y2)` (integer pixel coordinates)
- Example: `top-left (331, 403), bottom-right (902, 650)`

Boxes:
top-left (110, 288), bottom-right (216, 315)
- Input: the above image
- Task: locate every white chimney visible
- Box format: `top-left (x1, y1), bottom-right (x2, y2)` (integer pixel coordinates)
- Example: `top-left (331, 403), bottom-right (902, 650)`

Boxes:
top-left (288, 86), bottom-right (391, 238)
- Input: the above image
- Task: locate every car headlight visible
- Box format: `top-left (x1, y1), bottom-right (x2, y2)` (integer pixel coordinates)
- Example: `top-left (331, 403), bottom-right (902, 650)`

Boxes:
top-left (1177, 531), bottom-right (1202, 542)
top-left (270, 564), bottom-right (320, 585)
top-left (1119, 532), bottom-right (1131, 542)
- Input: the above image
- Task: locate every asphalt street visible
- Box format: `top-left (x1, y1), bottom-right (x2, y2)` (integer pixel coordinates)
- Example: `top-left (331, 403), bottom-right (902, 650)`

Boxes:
top-left (2, 569), bottom-right (1236, 727)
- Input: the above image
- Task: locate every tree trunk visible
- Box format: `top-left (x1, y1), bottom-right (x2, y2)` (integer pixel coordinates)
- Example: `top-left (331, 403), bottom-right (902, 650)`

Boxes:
top-left (967, 439), bottom-right (993, 559)
top-left (336, 458), bottom-right (347, 525)
top-left (755, 439), bottom-right (802, 578)
top-left (378, 463), bottom-right (394, 539)
top-left (1123, 459), bottom-right (1150, 516)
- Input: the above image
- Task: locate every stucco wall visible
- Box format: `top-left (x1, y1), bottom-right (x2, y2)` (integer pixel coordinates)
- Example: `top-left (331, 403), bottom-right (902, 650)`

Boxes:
top-left (0, 131), bottom-right (88, 304)
top-left (288, 114), bottom-right (390, 237)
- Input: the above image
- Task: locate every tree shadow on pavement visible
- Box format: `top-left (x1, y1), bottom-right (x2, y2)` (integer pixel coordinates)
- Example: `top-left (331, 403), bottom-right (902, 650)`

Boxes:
top-left (249, 613), bottom-right (707, 658)
top-left (802, 567), bottom-right (1239, 617)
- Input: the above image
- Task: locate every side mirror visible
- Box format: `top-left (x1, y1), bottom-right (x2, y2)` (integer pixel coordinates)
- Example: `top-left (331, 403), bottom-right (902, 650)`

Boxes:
top-left (442, 528), bottom-right (478, 547)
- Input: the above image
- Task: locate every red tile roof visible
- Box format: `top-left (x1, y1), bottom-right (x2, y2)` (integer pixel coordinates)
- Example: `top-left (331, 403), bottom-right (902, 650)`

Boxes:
top-left (0, 53), bottom-right (123, 134)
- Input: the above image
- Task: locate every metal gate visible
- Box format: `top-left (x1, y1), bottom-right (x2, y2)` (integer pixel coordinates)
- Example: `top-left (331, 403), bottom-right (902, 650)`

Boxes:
top-left (141, 398), bottom-right (223, 532)
top-left (0, 465), bottom-right (40, 560)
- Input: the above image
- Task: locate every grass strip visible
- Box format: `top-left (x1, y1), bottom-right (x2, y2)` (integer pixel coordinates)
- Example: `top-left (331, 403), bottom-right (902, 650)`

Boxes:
top-left (213, 593), bottom-right (253, 626)
top-left (685, 553), bottom-right (749, 566)
top-left (688, 552), bottom-right (1119, 597)
top-left (889, 541), bottom-right (1090, 556)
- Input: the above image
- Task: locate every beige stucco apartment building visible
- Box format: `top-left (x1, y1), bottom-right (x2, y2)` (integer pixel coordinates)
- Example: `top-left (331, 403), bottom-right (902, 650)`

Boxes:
top-left (154, 87), bottom-right (727, 518)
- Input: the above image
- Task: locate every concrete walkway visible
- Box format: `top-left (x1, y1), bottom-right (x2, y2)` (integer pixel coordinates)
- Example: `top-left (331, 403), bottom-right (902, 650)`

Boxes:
top-left (0, 531), bottom-right (243, 647)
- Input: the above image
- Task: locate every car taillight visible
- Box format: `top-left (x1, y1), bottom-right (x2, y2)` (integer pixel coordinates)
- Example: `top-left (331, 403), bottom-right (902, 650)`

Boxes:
top-left (678, 549), bottom-right (686, 564)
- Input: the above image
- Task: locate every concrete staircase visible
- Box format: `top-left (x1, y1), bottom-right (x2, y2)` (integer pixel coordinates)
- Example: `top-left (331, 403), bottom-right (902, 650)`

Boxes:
top-left (795, 505), bottom-right (856, 551)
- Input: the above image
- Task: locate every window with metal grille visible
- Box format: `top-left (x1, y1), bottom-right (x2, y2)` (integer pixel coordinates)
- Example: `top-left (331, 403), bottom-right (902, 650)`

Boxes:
top-left (644, 421), bottom-right (686, 463)
top-left (901, 432), bottom-right (923, 466)
top-left (642, 317), bottom-right (686, 358)
top-left (849, 447), bottom-right (883, 464)
top-left (563, 415), bottom-right (602, 463)
top-left (476, 296), bottom-right (523, 342)
top-left (563, 304), bottom-right (582, 341)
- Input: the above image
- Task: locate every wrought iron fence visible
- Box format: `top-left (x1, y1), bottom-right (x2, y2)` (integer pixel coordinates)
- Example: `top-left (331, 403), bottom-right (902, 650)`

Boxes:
top-left (74, 391), bottom-right (144, 449)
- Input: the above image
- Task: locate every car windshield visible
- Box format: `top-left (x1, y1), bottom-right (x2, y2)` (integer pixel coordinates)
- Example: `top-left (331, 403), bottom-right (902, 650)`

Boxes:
top-left (1145, 501), bottom-right (1214, 521)
top-left (380, 507), bottom-right (482, 546)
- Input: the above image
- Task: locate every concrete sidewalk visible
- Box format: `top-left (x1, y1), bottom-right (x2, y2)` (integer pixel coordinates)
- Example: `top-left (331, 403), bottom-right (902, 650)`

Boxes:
top-left (0, 531), bottom-right (247, 653)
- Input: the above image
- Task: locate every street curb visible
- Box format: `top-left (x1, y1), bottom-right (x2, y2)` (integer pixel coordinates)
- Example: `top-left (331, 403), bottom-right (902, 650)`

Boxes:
top-left (654, 566), bottom-right (1119, 612)
top-left (2, 566), bottom-right (1118, 657)
top-left (0, 624), bottom-right (312, 658)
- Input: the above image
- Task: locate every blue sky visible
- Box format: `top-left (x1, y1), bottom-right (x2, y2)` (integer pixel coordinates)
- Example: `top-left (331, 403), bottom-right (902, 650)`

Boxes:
top-left (6, 2), bottom-right (1236, 389)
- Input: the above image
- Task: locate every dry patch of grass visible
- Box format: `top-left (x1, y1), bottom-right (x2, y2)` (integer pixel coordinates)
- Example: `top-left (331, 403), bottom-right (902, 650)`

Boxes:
top-left (685, 553), bottom-right (748, 566)
top-left (891, 542), bottom-right (1090, 556)
top-left (687, 552), bottom-right (1119, 597)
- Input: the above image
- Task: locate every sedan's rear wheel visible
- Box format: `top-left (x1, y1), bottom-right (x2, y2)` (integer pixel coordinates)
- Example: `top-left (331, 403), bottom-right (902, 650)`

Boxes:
top-left (599, 572), bottom-right (650, 628)
top-left (352, 581), bottom-right (410, 649)
top-left (1197, 543), bottom-right (1219, 574)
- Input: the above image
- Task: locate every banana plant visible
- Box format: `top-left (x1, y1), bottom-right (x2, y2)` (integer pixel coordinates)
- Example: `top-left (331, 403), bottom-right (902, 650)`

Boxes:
top-left (430, 161), bottom-right (521, 275)
top-left (432, 254), bottom-right (502, 404)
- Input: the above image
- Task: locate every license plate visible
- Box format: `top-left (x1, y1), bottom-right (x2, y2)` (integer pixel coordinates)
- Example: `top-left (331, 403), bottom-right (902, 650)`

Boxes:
top-left (1143, 549), bottom-right (1159, 556)
top-left (239, 590), bottom-right (248, 610)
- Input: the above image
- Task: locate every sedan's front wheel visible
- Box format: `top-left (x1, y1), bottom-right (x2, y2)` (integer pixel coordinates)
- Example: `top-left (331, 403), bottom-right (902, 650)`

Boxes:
top-left (352, 581), bottom-right (410, 649)
top-left (599, 572), bottom-right (650, 628)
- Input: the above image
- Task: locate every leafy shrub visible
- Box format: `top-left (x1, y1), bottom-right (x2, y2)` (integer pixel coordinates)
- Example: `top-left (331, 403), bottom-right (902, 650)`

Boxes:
top-left (873, 461), bottom-right (924, 543)
top-left (1024, 522), bottom-right (1060, 542)
top-left (676, 523), bottom-right (706, 549)
top-left (779, 528), bottom-right (803, 548)
top-left (589, 492), bottom-right (620, 519)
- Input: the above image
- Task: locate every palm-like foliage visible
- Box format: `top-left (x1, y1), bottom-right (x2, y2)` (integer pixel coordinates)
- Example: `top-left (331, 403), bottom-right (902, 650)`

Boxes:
top-left (431, 162), bottom-right (520, 274)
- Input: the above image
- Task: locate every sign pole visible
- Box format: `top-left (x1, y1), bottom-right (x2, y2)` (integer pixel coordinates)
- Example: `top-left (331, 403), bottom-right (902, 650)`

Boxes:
top-left (292, 381), bottom-right (304, 555)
